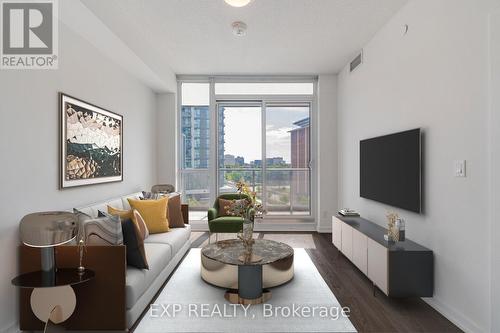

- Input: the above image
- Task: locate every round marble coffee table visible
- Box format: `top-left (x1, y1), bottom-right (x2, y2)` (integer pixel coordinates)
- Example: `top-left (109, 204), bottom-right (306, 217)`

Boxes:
top-left (201, 239), bottom-right (294, 304)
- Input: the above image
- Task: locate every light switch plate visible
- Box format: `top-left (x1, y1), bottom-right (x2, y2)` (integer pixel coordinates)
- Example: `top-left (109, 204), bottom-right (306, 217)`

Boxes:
top-left (454, 160), bottom-right (466, 177)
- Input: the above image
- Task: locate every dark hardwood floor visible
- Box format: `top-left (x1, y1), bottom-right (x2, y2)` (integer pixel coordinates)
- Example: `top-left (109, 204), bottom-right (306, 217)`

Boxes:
top-left (189, 231), bottom-right (462, 333)
top-left (281, 232), bottom-right (459, 333)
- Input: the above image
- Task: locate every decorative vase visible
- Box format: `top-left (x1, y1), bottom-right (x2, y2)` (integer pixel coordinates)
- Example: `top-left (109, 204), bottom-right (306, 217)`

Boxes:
top-left (242, 218), bottom-right (254, 243)
top-left (386, 212), bottom-right (400, 242)
top-left (238, 218), bottom-right (261, 263)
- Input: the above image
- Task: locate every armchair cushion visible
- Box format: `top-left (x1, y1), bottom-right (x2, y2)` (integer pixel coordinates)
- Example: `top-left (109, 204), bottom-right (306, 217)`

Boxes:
top-left (208, 216), bottom-right (245, 233)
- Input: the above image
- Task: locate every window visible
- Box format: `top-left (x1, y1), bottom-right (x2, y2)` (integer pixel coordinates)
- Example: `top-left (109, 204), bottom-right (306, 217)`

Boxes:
top-left (178, 79), bottom-right (316, 221)
top-left (179, 83), bottom-right (210, 210)
top-left (215, 82), bottom-right (314, 95)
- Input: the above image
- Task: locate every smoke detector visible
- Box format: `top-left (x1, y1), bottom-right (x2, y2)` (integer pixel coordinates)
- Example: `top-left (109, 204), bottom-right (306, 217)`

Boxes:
top-left (232, 21), bottom-right (247, 36)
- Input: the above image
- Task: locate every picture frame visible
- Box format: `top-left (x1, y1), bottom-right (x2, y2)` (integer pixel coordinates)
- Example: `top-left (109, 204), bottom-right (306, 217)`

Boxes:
top-left (60, 93), bottom-right (123, 189)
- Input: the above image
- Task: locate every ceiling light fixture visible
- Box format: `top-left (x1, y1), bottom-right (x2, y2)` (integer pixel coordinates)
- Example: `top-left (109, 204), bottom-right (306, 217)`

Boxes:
top-left (232, 21), bottom-right (247, 36)
top-left (224, 0), bottom-right (252, 7)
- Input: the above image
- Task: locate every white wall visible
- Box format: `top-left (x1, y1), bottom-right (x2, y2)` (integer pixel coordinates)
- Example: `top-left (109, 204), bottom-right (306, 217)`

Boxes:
top-left (157, 92), bottom-right (177, 186)
top-left (489, 7), bottom-right (500, 333)
top-left (337, 1), bottom-right (492, 332)
top-left (0, 22), bottom-right (158, 332)
top-left (317, 75), bottom-right (338, 232)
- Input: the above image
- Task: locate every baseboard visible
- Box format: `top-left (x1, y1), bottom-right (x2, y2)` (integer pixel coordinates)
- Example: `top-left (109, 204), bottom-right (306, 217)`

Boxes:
top-left (422, 297), bottom-right (486, 333)
top-left (253, 223), bottom-right (317, 232)
top-left (316, 224), bottom-right (332, 233)
top-left (190, 221), bottom-right (318, 232)
top-left (1, 322), bottom-right (19, 333)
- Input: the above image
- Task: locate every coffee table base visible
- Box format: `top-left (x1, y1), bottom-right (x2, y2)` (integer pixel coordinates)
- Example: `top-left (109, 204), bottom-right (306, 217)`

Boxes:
top-left (224, 289), bottom-right (272, 305)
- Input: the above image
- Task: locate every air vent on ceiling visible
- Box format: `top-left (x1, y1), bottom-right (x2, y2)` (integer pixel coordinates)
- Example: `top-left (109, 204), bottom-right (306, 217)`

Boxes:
top-left (350, 51), bottom-right (363, 73)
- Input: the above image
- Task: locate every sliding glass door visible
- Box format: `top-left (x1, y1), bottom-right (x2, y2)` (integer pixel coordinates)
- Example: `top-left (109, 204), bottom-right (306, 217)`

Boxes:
top-left (216, 101), bottom-right (311, 217)
top-left (217, 103), bottom-right (263, 200)
top-left (265, 104), bottom-right (311, 215)
top-left (179, 79), bottom-right (316, 222)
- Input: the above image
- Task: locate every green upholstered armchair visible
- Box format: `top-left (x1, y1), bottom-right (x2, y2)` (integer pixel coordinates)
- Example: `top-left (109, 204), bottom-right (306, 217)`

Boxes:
top-left (208, 193), bottom-right (254, 242)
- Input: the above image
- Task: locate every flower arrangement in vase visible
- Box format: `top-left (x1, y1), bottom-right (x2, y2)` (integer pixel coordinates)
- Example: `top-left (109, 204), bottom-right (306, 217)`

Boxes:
top-left (386, 212), bottom-right (400, 242)
top-left (225, 180), bottom-right (266, 262)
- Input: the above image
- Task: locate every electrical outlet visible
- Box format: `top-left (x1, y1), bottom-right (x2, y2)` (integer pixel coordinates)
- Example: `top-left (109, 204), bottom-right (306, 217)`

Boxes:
top-left (454, 160), bottom-right (466, 177)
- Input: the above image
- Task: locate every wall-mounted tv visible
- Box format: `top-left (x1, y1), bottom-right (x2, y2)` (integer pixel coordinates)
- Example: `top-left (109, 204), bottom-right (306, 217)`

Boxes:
top-left (360, 128), bottom-right (422, 213)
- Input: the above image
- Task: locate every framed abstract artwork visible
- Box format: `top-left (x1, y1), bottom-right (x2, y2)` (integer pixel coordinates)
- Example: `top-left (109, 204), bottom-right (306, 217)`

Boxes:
top-left (60, 93), bottom-right (123, 188)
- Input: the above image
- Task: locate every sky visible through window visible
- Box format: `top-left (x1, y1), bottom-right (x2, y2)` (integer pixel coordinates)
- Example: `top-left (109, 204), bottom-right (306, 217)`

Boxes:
top-left (181, 82), bottom-right (312, 167)
top-left (222, 106), bottom-right (309, 165)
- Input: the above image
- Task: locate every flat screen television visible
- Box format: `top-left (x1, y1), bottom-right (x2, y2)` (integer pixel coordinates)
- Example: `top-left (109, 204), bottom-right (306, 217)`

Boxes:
top-left (360, 128), bottom-right (422, 213)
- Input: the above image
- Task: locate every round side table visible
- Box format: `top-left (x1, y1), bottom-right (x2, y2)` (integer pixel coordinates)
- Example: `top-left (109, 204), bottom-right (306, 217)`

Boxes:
top-left (12, 268), bottom-right (94, 332)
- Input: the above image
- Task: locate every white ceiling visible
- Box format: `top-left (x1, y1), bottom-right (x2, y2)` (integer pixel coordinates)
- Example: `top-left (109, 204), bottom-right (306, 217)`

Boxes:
top-left (82, 0), bottom-right (408, 77)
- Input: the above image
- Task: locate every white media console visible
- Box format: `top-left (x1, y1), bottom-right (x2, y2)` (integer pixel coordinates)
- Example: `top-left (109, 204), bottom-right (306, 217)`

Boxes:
top-left (332, 215), bottom-right (433, 297)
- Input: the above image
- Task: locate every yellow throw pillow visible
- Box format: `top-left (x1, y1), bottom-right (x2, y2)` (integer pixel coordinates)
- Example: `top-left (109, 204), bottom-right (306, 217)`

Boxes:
top-left (128, 197), bottom-right (169, 234)
top-left (107, 206), bottom-right (133, 221)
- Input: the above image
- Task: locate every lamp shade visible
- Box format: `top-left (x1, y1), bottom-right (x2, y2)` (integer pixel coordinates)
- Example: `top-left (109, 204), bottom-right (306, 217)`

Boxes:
top-left (20, 212), bottom-right (77, 247)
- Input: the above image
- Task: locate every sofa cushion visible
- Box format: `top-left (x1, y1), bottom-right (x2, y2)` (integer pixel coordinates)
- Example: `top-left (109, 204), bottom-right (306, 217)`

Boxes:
top-left (144, 224), bottom-right (191, 254)
top-left (125, 243), bottom-right (172, 309)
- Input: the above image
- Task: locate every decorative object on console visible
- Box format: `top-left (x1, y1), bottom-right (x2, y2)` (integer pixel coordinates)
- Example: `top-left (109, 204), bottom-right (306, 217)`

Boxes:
top-left (338, 208), bottom-right (360, 217)
top-left (396, 217), bottom-right (406, 241)
top-left (60, 93), bottom-right (123, 189)
top-left (385, 212), bottom-right (400, 242)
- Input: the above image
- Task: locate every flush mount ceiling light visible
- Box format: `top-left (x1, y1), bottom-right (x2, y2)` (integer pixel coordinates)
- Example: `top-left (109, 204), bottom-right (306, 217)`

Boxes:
top-left (232, 21), bottom-right (247, 36)
top-left (224, 0), bottom-right (252, 7)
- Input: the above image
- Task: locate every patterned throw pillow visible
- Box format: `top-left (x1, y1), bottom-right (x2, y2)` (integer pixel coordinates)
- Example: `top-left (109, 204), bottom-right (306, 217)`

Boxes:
top-left (75, 210), bottom-right (123, 245)
top-left (218, 198), bottom-right (248, 217)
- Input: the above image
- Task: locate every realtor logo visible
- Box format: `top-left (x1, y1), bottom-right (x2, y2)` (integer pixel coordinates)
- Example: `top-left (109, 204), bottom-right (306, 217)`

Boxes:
top-left (1, 0), bottom-right (58, 69)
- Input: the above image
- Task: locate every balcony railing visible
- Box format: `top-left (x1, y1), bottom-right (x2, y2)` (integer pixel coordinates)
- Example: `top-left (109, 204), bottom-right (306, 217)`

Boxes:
top-left (180, 167), bottom-right (310, 215)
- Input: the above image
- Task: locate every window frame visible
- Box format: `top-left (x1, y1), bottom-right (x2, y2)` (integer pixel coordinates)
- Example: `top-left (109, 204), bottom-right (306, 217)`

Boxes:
top-left (177, 76), bottom-right (318, 224)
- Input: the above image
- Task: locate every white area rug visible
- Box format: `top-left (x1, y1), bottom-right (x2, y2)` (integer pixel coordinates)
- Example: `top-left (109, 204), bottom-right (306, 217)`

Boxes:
top-left (135, 248), bottom-right (357, 333)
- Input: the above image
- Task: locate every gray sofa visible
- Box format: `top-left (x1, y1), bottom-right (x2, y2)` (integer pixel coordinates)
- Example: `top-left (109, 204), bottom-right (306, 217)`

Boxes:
top-left (76, 192), bottom-right (192, 328)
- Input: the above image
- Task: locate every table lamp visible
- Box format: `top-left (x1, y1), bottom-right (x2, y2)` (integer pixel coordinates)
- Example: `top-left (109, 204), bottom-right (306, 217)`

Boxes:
top-left (19, 212), bottom-right (78, 281)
